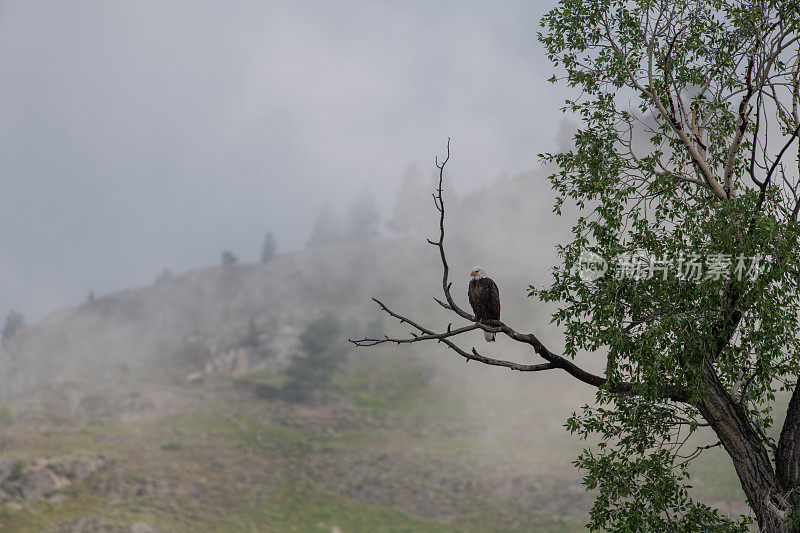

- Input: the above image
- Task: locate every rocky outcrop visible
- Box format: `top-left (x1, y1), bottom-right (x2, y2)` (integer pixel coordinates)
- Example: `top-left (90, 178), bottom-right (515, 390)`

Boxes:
top-left (0, 455), bottom-right (106, 503)
top-left (185, 345), bottom-right (277, 383)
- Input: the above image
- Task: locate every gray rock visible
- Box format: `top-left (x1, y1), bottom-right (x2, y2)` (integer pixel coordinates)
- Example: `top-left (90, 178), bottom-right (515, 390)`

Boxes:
top-left (6, 467), bottom-right (70, 501)
top-left (0, 455), bottom-right (106, 503)
top-left (49, 456), bottom-right (106, 480)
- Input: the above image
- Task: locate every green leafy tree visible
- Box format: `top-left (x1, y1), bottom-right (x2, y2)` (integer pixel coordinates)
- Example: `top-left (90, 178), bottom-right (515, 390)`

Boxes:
top-left (355, 2), bottom-right (800, 530)
top-left (282, 314), bottom-right (348, 402)
top-left (0, 403), bottom-right (15, 426)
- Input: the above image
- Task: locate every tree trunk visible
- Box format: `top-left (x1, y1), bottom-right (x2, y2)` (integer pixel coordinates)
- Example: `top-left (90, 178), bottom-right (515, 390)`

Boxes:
top-left (778, 377), bottom-right (800, 491)
top-left (696, 360), bottom-right (799, 532)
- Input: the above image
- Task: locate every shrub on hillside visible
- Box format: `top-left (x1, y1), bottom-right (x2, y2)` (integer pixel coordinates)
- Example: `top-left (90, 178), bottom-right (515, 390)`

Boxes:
top-left (1, 310), bottom-right (25, 348)
top-left (280, 313), bottom-right (348, 402)
top-left (221, 251), bottom-right (238, 266)
top-left (0, 403), bottom-right (15, 426)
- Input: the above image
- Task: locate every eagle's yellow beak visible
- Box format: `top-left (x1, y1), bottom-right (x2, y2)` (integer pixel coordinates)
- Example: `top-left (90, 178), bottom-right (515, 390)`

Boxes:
top-left (470, 270), bottom-right (478, 277)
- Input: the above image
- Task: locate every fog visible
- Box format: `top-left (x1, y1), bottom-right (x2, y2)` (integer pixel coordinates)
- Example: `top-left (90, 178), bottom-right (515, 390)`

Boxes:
top-left (0, 3), bottom-right (755, 529)
top-left (0, 0), bottom-right (566, 320)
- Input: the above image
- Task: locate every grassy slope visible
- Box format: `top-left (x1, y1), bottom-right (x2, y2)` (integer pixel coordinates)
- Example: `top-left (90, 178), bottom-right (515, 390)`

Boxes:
top-left (0, 350), bottom-right (750, 531)
top-left (0, 352), bottom-right (590, 532)
top-left (0, 343), bottom-right (751, 532)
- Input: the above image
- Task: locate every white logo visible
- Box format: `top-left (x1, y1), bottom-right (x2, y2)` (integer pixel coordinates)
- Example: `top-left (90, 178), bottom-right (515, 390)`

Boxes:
top-left (578, 250), bottom-right (608, 282)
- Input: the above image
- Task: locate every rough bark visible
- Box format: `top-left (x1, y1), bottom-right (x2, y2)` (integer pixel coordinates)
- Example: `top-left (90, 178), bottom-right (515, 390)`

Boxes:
top-left (779, 377), bottom-right (800, 491)
top-left (772, 376), bottom-right (800, 532)
top-left (697, 360), bottom-right (798, 532)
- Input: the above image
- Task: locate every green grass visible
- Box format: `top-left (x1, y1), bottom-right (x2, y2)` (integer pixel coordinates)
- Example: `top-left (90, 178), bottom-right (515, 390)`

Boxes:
top-left (0, 359), bottom-right (681, 532)
top-left (213, 485), bottom-right (459, 532)
top-left (0, 489), bottom-right (179, 532)
top-left (160, 440), bottom-right (185, 451)
top-left (214, 484), bottom-right (584, 533)
top-left (0, 402), bottom-right (16, 426)
top-left (230, 412), bottom-right (315, 455)
top-left (235, 369), bottom-right (287, 391)
top-left (0, 398), bottom-right (587, 532)
top-left (0, 472), bottom-right (586, 533)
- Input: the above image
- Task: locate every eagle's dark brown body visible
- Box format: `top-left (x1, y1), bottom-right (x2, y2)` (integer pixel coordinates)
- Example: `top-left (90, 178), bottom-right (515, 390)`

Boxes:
top-left (468, 277), bottom-right (500, 341)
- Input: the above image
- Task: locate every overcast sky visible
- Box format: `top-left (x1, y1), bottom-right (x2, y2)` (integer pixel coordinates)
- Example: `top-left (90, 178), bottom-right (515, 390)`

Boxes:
top-left (0, 0), bottom-right (567, 321)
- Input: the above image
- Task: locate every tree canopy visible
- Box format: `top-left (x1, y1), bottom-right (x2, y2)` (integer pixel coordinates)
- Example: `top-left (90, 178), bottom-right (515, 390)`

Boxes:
top-left (536, 1), bottom-right (800, 529)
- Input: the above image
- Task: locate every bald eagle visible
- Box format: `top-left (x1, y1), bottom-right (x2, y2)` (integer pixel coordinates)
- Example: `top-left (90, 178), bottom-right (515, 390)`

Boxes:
top-left (468, 267), bottom-right (500, 341)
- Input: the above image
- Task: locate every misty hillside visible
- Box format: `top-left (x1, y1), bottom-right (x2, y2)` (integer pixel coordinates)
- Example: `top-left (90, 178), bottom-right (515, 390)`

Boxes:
top-left (0, 170), bottom-right (749, 531)
top-left (0, 169), bottom-right (569, 397)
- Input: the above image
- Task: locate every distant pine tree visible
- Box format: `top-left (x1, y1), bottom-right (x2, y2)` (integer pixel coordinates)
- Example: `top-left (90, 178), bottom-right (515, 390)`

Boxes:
top-left (1, 310), bottom-right (25, 348)
top-left (344, 189), bottom-right (380, 241)
top-left (261, 232), bottom-right (277, 263)
top-left (155, 268), bottom-right (174, 285)
top-left (241, 318), bottom-right (261, 349)
top-left (281, 313), bottom-right (347, 401)
top-left (221, 251), bottom-right (238, 266)
top-left (306, 205), bottom-right (342, 247)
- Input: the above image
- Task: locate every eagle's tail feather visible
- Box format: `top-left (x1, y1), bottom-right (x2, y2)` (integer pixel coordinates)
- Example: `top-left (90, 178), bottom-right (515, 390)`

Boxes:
top-left (485, 330), bottom-right (495, 342)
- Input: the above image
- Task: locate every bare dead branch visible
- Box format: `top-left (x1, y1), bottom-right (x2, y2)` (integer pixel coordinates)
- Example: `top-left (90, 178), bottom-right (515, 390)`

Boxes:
top-left (349, 298), bottom-right (555, 373)
top-left (352, 141), bottom-right (690, 404)
top-left (352, 313), bottom-right (481, 345)
top-left (429, 138), bottom-right (476, 323)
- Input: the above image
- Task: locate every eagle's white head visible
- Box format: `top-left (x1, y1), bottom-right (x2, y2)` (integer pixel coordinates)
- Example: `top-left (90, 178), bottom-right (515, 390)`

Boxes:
top-left (470, 267), bottom-right (487, 280)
